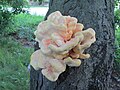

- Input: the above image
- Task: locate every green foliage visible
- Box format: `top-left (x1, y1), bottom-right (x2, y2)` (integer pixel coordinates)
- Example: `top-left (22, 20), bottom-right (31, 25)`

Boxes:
top-left (0, 8), bottom-right (12, 35)
top-left (0, 13), bottom-right (44, 90)
top-left (115, 9), bottom-right (120, 29)
top-left (0, 0), bottom-right (28, 35)
top-left (0, 0), bottom-right (28, 14)
top-left (7, 13), bottom-right (44, 40)
top-left (114, 0), bottom-right (120, 73)
top-left (115, 0), bottom-right (120, 7)
top-left (114, 0), bottom-right (120, 28)
top-left (0, 37), bottom-right (34, 90)
top-left (115, 28), bottom-right (120, 73)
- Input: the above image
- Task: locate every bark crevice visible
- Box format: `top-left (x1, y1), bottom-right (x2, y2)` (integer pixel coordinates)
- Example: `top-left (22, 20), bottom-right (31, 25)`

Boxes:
top-left (30, 0), bottom-right (114, 90)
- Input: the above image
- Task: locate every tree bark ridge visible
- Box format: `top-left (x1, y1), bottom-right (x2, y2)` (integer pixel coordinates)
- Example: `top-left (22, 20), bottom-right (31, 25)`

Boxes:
top-left (30, 0), bottom-right (114, 90)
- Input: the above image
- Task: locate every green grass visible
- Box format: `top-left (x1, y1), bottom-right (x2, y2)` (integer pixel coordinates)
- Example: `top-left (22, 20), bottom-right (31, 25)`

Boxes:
top-left (115, 28), bottom-right (120, 60)
top-left (115, 28), bottom-right (120, 72)
top-left (6, 13), bottom-right (44, 40)
top-left (0, 37), bottom-right (34, 90)
top-left (0, 13), bottom-right (44, 90)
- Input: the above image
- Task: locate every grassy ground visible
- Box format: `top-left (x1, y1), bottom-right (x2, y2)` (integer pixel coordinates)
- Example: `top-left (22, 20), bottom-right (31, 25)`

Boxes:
top-left (115, 27), bottom-right (120, 73)
top-left (6, 13), bottom-right (44, 40)
top-left (0, 37), bottom-right (33, 90)
top-left (0, 13), bottom-right (44, 90)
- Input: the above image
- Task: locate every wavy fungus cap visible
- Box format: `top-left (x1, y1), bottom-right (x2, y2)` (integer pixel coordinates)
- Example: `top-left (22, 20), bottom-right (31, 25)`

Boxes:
top-left (30, 11), bottom-right (96, 81)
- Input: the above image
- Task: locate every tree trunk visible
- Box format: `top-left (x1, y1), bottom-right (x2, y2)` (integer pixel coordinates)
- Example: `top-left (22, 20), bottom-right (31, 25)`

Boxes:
top-left (30, 0), bottom-right (115, 90)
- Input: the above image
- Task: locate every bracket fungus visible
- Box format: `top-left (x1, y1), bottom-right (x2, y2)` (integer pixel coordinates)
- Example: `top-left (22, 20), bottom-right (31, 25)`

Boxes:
top-left (30, 11), bottom-right (96, 81)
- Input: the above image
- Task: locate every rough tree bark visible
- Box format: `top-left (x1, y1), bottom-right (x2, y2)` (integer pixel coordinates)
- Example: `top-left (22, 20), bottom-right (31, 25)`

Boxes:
top-left (30, 0), bottom-right (115, 90)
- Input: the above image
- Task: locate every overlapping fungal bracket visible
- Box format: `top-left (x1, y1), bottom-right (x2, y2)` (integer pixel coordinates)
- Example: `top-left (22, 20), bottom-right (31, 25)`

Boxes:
top-left (30, 11), bottom-right (96, 81)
